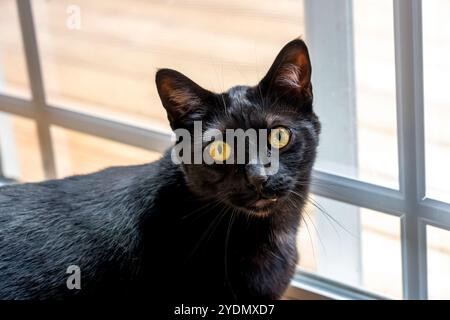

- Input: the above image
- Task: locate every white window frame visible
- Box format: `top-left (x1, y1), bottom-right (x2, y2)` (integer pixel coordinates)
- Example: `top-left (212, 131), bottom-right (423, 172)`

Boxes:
top-left (0, 0), bottom-right (449, 300)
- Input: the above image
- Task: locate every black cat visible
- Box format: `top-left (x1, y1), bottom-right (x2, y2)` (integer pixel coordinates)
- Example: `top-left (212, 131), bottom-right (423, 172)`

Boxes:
top-left (0, 39), bottom-right (320, 300)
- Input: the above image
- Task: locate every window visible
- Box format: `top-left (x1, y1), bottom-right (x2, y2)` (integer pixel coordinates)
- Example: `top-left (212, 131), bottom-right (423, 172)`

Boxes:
top-left (0, 0), bottom-right (449, 300)
top-left (0, 0), bottom-right (30, 99)
top-left (422, 0), bottom-right (450, 204)
top-left (297, 196), bottom-right (403, 298)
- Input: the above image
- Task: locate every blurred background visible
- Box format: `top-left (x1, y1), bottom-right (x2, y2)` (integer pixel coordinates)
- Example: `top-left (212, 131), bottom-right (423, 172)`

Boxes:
top-left (0, 0), bottom-right (449, 299)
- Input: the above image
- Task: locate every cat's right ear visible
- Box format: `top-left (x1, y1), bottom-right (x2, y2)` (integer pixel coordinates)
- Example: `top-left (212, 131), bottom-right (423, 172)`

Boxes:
top-left (156, 69), bottom-right (213, 129)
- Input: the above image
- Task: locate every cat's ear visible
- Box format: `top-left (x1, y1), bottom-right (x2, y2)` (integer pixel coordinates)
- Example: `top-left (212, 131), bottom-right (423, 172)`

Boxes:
top-left (156, 69), bottom-right (214, 129)
top-left (258, 38), bottom-right (312, 107)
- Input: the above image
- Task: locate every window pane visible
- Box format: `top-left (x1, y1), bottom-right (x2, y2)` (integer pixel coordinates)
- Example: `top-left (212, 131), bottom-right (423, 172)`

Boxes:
top-left (312, 0), bottom-right (398, 189)
top-left (0, 112), bottom-right (44, 182)
top-left (297, 196), bottom-right (402, 298)
top-left (34, 0), bottom-right (304, 131)
top-left (423, 0), bottom-right (450, 203)
top-left (0, 0), bottom-right (31, 98)
top-left (51, 126), bottom-right (161, 178)
top-left (427, 225), bottom-right (450, 300)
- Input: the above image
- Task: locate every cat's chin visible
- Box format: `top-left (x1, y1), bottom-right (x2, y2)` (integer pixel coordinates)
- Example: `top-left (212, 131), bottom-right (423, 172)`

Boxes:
top-left (231, 199), bottom-right (278, 218)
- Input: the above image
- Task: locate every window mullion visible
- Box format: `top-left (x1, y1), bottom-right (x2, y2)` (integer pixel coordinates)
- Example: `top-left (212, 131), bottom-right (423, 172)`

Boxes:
top-left (0, 94), bottom-right (173, 154)
top-left (16, 0), bottom-right (56, 179)
top-left (419, 199), bottom-right (450, 228)
top-left (312, 170), bottom-right (404, 216)
top-left (393, 0), bottom-right (427, 300)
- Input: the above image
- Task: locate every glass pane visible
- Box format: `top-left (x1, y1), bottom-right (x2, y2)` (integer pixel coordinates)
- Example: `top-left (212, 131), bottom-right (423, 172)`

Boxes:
top-left (0, 112), bottom-right (44, 182)
top-left (313, 0), bottom-right (398, 189)
top-left (297, 196), bottom-right (402, 298)
top-left (427, 225), bottom-right (450, 300)
top-left (0, 0), bottom-right (31, 98)
top-left (51, 126), bottom-right (161, 178)
top-left (423, 0), bottom-right (450, 203)
top-left (34, 0), bottom-right (305, 131)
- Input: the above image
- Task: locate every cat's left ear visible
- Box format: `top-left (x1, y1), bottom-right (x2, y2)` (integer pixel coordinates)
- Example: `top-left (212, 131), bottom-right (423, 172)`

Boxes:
top-left (258, 38), bottom-right (312, 107)
top-left (156, 69), bottom-right (214, 129)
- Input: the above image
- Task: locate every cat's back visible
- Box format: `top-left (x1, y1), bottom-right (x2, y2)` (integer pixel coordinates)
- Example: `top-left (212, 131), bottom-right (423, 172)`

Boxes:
top-left (0, 160), bottom-right (160, 218)
top-left (0, 156), bottom-right (171, 299)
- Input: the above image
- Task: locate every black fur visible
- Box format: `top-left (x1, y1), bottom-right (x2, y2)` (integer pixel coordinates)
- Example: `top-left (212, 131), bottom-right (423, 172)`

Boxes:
top-left (0, 39), bottom-right (320, 300)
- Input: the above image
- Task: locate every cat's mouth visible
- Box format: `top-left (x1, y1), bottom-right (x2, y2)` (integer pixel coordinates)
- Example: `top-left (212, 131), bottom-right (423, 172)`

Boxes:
top-left (233, 197), bottom-right (279, 216)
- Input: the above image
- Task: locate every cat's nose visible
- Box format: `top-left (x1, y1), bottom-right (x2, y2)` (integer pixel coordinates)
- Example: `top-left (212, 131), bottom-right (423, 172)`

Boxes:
top-left (245, 164), bottom-right (268, 193)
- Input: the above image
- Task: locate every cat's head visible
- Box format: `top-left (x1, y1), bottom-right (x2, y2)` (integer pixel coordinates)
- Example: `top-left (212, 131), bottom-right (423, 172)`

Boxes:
top-left (156, 39), bottom-right (320, 216)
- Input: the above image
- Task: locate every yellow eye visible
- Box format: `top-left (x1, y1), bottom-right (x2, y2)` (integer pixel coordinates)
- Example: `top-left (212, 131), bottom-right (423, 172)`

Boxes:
top-left (208, 140), bottom-right (231, 162)
top-left (269, 127), bottom-right (291, 149)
